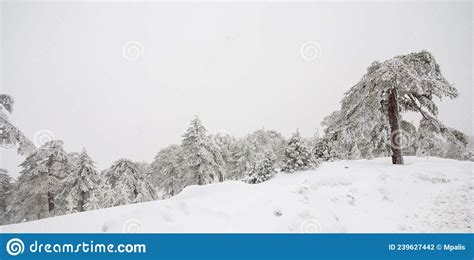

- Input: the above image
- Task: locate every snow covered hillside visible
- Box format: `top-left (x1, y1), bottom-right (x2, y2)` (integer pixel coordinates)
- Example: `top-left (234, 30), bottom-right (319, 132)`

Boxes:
top-left (1, 157), bottom-right (472, 233)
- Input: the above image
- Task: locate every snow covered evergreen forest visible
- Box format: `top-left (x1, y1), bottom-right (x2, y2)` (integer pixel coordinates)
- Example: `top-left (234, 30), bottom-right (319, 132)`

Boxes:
top-left (0, 51), bottom-right (472, 228)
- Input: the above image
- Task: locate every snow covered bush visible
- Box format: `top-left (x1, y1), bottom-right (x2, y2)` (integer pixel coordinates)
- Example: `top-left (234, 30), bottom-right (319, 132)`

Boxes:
top-left (281, 131), bottom-right (318, 173)
top-left (463, 151), bottom-right (474, 162)
top-left (416, 118), bottom-right (468, 159)
top-left (313, 137), bottom-right (341, 162)
top-left (243, 158), bottom-right (276, 184)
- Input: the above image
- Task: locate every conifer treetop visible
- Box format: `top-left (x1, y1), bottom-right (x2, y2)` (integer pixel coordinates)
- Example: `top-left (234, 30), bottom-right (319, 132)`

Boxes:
top-left (338, 51), bottom-right (457, 126)
top-left (0, 94), bottom-right (35, 156)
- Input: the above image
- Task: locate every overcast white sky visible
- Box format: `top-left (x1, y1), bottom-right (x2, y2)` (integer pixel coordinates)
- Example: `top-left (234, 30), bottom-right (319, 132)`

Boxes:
top-left (1, 1), bottom-right (472, 177)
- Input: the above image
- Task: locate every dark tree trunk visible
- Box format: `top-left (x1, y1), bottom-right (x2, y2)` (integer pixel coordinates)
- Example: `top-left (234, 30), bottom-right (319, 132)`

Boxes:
top-left (387, 88), bottom-right (404, 165)
top-left (197, 163), bottom-right (202, 185)
top-left (47, 191), bottom-right (55, 212)
top-left (78, 191), bottom-right (85, 212)
top-left (198, 173), bottom-right (203, 185)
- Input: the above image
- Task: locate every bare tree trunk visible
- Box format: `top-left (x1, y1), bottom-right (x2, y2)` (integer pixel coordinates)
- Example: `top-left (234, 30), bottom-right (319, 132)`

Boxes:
top-left (387, 88), bottom-right (404, 165)
top-left (47, 191), bottom-right (55, 212)
top-left (79, 190), bottom-right (85, 212)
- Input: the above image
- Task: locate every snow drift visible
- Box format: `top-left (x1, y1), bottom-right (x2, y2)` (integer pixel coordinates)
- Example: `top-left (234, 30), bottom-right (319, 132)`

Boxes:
top-left (1, 157), bottom-right (472, 233)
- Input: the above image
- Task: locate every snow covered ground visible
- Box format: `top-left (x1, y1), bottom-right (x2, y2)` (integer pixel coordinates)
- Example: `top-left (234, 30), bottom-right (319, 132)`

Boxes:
top-left (1, 157), bottom-right (472, 233)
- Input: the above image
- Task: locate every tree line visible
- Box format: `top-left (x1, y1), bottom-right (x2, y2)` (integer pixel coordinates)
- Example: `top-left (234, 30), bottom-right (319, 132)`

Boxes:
top-left (0, 50), bottom-right (469, 225)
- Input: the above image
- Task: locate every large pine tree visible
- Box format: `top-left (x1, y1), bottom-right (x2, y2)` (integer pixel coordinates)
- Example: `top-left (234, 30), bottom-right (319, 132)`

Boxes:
top-left (0, 94), bottom-right (35, 223)
top-left (181, 116), bottom-right (226, 185)
top-left (56, 149), bottom-right (102, 213)
top-left (322, 51), bottom-right (467, 164)
top-left (5, 140), bottom-right (72, 223)
top-left (150, 145), bottom-right (189, 198)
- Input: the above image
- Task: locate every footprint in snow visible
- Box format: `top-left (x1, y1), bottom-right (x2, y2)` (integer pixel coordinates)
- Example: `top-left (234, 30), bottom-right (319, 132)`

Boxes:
top-left (101, 224), bottom-right (109, 232)
top-left (346, 194), bottom-right (356, 206)
top-left (297, 186), bottom-right (308, 195)
top-left (378, 188), bottom-right (393, 202)
top-left (273, 209), bottom-right (283, 217)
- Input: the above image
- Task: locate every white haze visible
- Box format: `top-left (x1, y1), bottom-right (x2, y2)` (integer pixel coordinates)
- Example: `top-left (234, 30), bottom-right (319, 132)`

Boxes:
top-left (0, 1), bottom-right (472, 177)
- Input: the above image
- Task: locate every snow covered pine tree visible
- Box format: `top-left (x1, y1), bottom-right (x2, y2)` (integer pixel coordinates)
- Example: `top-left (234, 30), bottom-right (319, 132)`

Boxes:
top-left (322, 51), bottom-right (467, 164)
top-left (181, 116), bottom-right (226, 185)
top-left (210, 131), bottom-right (236, 177)
top-left (102, 159), bottom-right (156, 207)
top-left (281, 131), bottom-right (318, 173)
top-left (150, 145), bottom-right (189, 198)
top-left (56, 149), bottom-right (102, 214)
top-left (0, 170), bottom-right (13, 223)
top-left (0, 94), bottom-right (35, 157)
top-left (5, 141), bottom-right (72, 223)
top-left (149, 117), bottom-right (230, 198)
top-left (228, 129), bottom-right (285, 180)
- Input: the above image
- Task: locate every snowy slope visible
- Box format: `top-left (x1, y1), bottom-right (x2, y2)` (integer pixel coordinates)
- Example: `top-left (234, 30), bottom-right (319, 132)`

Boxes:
top-left (1, 157), bottom-right (472, 233)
